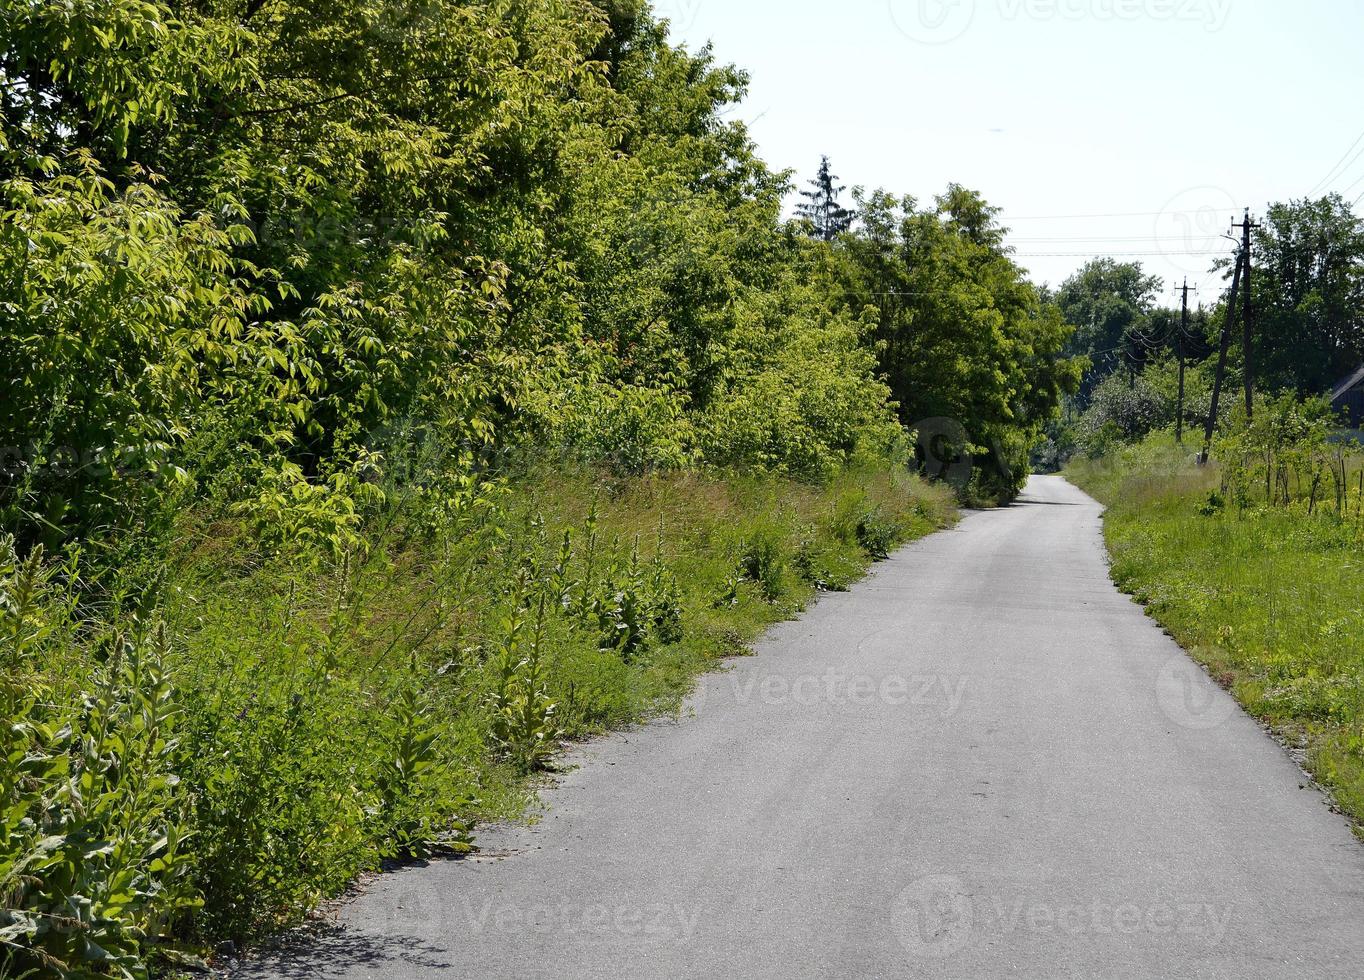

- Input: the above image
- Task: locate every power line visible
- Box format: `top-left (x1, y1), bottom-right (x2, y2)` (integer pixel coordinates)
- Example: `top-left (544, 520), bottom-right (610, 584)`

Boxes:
top-left (1004, 208), bottom-right (1241, 221)
top-left (1194, 269), bottom-right (1222, 300)
top-left (1309, 125), bottom-right (1364, 197)
top-left (1338, 168), bottom-right (1364, 199)
top-left (1086, 341), bottom-right (1135, 358)
top-left (1012, 249), bottom-right (1230, 257)
top-left (1006, 235), bottom-right (1238, 243)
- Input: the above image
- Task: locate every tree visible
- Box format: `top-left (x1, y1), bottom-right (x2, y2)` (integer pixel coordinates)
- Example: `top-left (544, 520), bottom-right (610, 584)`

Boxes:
top-left (831, 186), bottom-right (1083, 497)
top-left (1056, 259), bottom-right (1163, 402)
top-left (796, 156), bottom-right (856, 241)
top-left (1243, 194), bottom-right (1364, 397)
top-left (1, 0), bottom-right (912, 545)
top-left (937, 183), bottom-right (1008, 251)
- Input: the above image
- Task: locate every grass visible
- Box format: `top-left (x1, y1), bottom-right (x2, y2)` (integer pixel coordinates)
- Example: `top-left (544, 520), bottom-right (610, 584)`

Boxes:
top-left (6, 461), bottom-right (956, 969)
top-left (1067, 436), bottom-right (1364, 834)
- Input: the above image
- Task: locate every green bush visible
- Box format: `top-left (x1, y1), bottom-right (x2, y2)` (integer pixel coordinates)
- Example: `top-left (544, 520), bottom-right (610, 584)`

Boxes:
top-left (1073, 358), bottom-right (1227, 459)
top-left (1, 540), bottom-right (198, 980)
top-left (739, 529), bottom-right (787, 601)
top-left (854, 509), bottom-right (899, 560)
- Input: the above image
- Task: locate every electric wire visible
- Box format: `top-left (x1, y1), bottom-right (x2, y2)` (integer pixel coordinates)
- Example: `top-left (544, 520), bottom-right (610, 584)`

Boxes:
top-left (1002, 208), bottom-right (1241, 221)
top-left (1011, 250), bottom-right (1229, 257)
top-left (1309, 125), bottom-right (1364, 197)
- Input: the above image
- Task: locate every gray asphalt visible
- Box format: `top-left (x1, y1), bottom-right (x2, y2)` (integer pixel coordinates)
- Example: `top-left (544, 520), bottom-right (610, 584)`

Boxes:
top-left (233, 475), bottom-right (1364, 979)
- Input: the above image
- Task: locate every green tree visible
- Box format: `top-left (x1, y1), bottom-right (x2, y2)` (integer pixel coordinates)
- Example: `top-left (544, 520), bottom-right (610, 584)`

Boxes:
top-left (1244, 194), bottom-right (1364, 396)
top-left (833, 186), bottom-right (1083, 496)
top-left (1056, 258), bottom-right (1163, 401)
top-left (2, 0), bottom-right (911, 544)
top-left (796, 156), bottom-right (856, 242)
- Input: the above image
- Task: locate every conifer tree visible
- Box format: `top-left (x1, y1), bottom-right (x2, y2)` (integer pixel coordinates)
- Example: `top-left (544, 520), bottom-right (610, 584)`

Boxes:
top-left (796, 156), bottom-right (856, 241)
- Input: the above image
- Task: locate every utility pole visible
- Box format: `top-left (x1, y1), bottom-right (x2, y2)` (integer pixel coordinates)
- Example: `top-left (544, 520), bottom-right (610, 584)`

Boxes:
top-left (1232, 209), bottom-right (1261, 419)
top-left (1176, 280), bottom-right (1196, 445)
top-left (1201, 254), bottom-right (1244, 465)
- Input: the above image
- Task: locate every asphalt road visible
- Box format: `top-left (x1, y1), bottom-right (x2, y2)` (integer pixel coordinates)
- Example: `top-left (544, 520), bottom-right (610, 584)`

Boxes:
top-left (234, 475), bottom-right (1364, 979)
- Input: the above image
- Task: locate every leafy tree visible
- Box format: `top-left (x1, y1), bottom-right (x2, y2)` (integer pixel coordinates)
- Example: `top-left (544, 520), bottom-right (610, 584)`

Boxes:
top-left (1243, 194), bottom-right (1364, 396)
top-left (796, 156), bottom-right (856, 242)
top-left (937, 183), bottom-right (1009, 251)
top-left (1, 0), bottom-right (909, 546)
top-left (1056, 259), bottom-right (1163, 401)
top-left (832, 187), bottom-right (1083, 496)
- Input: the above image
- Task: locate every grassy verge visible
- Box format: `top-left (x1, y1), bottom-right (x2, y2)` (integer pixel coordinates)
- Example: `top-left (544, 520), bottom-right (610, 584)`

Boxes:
top-left (1066, 436), bottom-right (1364, 834)
top-left (5, 463), bottom-right (954, 970)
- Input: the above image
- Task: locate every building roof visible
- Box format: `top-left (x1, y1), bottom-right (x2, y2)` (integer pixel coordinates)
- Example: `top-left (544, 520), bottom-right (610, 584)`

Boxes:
top-left (1332, 365), bottom-right (1364, 402)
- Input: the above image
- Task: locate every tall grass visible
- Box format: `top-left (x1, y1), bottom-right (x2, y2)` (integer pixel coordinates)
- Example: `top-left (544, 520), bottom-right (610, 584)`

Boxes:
top-left (1, 463), bottom-right (954, 975)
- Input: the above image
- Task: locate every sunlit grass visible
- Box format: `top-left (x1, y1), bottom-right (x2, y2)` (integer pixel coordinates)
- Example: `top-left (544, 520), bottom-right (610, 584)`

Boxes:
top-left (149, 462), bottom-right (956, 940)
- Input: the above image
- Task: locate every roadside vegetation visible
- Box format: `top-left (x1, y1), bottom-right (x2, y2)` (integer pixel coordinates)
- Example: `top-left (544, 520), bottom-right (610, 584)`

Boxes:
top-left (1067, 406), bottom-right (1364, 835)
top-left (4, 462), bottom-right (953, 973)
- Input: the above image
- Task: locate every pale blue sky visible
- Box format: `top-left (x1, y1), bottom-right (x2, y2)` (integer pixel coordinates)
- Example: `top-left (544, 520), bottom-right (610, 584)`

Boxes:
top-left (665, 0), bottom-right (1364, 299)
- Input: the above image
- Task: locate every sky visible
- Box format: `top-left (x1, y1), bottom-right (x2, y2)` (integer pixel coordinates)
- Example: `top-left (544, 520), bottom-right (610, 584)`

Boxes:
top-left (665, 0), bottom-right (1364, 301)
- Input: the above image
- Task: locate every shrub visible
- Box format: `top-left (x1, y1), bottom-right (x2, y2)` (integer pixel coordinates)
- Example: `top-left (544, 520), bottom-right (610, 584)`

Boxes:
top-left (854, 509), bottom-right (899, 560)
top-left (739, 529), bottom-right (786, 601)
top-left (489, 608), bottom-right (562, 776)
top-left (1077, 370), bottom-right (1173, 452)
top-left (1, 540), bottom-right (198, 980)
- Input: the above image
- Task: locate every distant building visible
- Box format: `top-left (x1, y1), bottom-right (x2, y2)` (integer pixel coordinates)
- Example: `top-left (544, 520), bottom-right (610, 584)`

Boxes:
top-left (1332, 365), bottom-right (1364, 428)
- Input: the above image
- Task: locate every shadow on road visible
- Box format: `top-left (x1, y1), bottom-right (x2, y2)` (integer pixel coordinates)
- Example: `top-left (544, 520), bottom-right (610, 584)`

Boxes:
top-left (229, 925), bottom-right (452, 979)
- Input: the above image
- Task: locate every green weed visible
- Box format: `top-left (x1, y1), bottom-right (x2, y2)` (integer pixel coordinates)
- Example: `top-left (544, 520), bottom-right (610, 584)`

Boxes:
top-left (739, 529), bottom-right (786, 601)
top-left (1, 539), bottom-right (198, 980)
top-left (2, 465), bottom-right (955, 970)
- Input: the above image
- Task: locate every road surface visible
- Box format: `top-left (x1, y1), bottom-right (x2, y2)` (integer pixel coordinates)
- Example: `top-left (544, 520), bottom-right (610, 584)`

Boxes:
top-left (233, 475), bottom-right (1364, 979)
